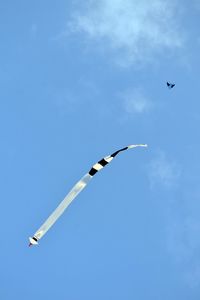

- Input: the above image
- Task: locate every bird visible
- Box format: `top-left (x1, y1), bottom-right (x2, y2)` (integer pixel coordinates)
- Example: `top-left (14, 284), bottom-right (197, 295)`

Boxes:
top-left (167, 81), bottom-right (175, 89)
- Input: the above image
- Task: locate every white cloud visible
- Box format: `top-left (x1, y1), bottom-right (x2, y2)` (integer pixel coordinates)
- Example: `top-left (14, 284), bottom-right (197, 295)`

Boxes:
top-left (121, 88), bottom-right (152, 114)
top-left (148, 151), bottom-right (181, 189)
top-left (68, 0), bottom-right (183, 65)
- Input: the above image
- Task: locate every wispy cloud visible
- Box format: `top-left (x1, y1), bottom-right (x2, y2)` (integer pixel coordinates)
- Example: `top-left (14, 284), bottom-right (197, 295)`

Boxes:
top-left (166, 217), bottom-right (200, 262)
top-left (193, 0), bottom-right (200, 10)
top-left (185, 263), bottom-right (200, 289)
top-left (148, 151), bottom-right (181, 189)
top-left (30, 24), bottom-right (37, 38)
top-left (68, 0), bottom-right (183, 66)
top-left (166, 214), bottom-right (200, 288)
top-left (148, 152), bottom-right (200, 288)
top-left (121, 88), bottom-right (152, 114)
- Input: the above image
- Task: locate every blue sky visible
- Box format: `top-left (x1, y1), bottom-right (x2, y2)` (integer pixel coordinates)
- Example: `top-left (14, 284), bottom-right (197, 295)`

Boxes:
top-left (1, 1), bottom-right (200, 299)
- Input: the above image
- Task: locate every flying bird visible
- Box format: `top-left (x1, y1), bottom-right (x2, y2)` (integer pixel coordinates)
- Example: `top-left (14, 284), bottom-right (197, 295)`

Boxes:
top-left (167, 81), bottom-right (175, 89)
top-left (29, 144), bottom-right (148, 246)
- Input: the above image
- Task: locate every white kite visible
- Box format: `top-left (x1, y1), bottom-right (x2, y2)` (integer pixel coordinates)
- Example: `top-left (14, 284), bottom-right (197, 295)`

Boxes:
top-left (29, 144), bottom-right (147, 246)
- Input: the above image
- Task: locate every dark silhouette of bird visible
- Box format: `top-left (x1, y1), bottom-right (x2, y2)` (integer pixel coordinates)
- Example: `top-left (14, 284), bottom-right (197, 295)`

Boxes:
top-left (167, 82), bottom-right (175, 89)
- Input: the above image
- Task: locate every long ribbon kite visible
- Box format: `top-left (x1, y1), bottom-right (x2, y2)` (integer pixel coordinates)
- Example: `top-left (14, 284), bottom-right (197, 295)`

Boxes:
top-left (29, 144), bottom-right (147, 246)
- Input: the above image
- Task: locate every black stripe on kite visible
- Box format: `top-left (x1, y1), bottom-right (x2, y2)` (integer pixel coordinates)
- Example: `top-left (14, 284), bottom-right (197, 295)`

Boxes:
top-left (98, 158), bottom-right (109, 167)
top-left (111, 146), bottom-right (128, 157)
top-left (89, 167), bottom-right (98, 176)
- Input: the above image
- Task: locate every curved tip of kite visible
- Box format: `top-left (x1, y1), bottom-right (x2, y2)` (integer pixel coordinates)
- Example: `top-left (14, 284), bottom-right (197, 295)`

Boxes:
top-left (128, 144), bottom-right (148, 149)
